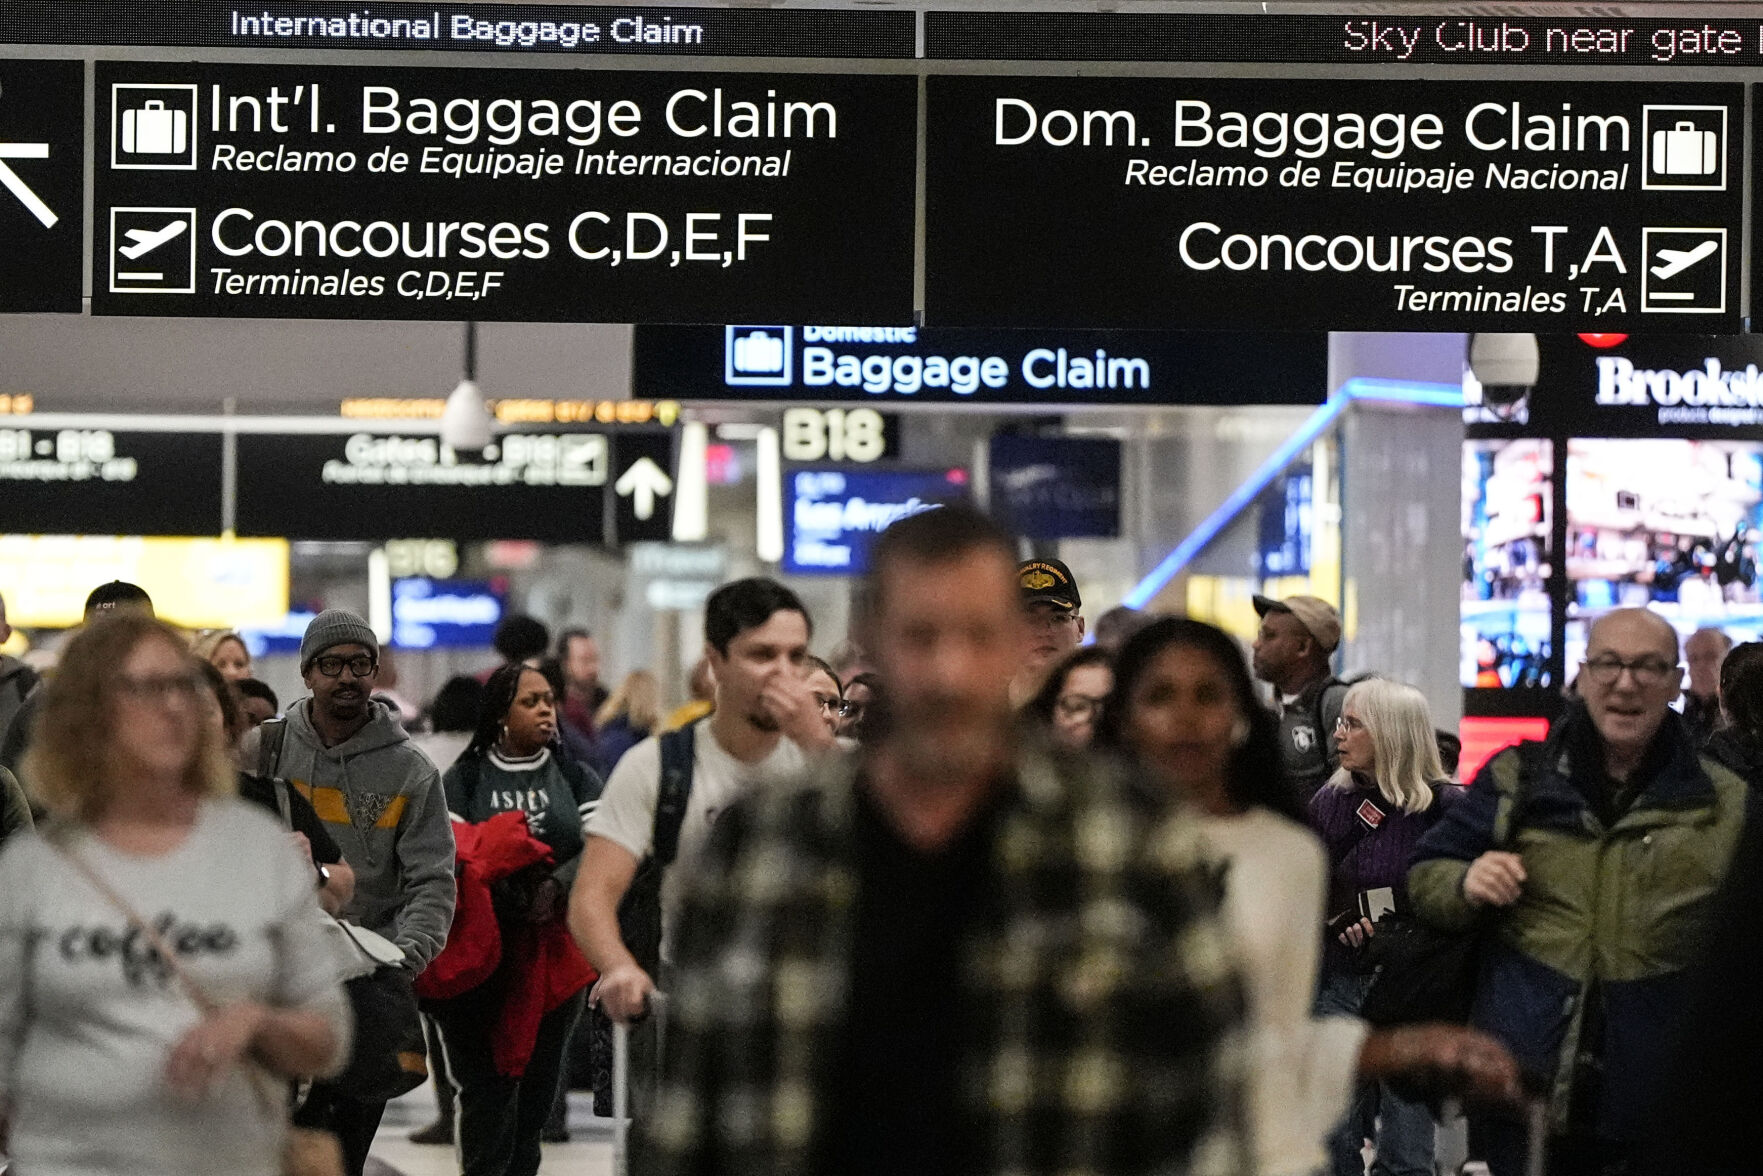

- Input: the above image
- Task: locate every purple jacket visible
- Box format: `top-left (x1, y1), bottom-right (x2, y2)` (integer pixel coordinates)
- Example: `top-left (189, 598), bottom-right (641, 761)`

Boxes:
top-left (1308, 776), bottom-right (1460, 974)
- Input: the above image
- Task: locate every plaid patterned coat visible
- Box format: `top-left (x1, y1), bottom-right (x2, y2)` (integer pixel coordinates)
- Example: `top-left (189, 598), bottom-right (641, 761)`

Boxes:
top-left (635, 746), bottom-right (1250, 1176)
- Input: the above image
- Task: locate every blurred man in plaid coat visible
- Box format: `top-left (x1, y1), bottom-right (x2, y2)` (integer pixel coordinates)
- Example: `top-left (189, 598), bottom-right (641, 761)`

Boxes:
top-left (637, 505), bottom-right (1249, 1176)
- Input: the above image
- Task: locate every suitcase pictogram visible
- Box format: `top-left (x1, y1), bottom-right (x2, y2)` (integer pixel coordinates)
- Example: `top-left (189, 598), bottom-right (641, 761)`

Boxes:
top-left (121, 100), bottom-right (187, 155)
top-left (1651, 121), bottom-right (1718, 177)
top-left (733, 330), bottom-right (785, 374)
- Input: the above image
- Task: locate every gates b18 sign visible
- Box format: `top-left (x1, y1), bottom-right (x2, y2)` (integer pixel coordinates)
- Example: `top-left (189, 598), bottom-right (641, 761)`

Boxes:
top-left (91, 60), bottom-right (916, 322)
top-left (925, 77), bottom-right (1742, 332)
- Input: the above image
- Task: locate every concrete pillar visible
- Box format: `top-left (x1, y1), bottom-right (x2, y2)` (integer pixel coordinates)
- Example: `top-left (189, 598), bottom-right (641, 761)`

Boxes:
top-left (1331, 333), bottom-right (1467, 727)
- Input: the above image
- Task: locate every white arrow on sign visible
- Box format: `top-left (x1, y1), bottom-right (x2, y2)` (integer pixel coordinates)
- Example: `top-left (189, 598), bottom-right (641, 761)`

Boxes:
top-left (615, 456), bottom-right (674, 522)
top-left (0, 143), bottom-right (56, 228)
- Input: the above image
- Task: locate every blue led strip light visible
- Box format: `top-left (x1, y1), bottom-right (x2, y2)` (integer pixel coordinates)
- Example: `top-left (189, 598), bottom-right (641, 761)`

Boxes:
top-left (1119, 378), bottom-right (1463, 610)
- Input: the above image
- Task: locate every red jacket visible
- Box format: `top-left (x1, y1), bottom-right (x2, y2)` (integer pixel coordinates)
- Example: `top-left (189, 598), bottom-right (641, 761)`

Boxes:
top-left (416, 810), bottom-right (597, 1077)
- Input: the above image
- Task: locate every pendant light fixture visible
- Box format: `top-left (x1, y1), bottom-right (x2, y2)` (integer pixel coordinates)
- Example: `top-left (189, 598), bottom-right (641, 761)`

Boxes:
top-left (441, 320), bottom-right (495, 451)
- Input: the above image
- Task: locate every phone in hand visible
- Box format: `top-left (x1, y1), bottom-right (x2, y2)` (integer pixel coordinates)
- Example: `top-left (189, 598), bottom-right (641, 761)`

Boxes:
top-left (1358, 886), bottom-right (1397, 923)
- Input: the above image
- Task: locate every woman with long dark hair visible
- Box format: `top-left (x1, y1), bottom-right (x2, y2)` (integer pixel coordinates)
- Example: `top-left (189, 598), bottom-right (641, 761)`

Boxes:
top-left (1100, 618), bottom-right (1517, 1176)
top-left (1705, 641), bottom-right (1763, 786)
top-left (432, 661), bottom-right (603, 1176)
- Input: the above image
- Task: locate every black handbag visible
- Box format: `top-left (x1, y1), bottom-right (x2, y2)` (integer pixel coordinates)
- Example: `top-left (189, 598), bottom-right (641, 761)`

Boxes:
top-left (327, 928), bottom-right (428, 1103)
top-left (1359, 753), bottom-right (1534, 1028)
top-left (1357, 915), bottom-right (1483, 1026)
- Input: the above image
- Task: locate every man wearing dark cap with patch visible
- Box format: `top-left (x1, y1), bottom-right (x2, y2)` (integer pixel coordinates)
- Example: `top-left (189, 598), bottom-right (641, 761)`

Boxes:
top-left (1011, 558), bottom-right (1085, 707)
top-left (249, 608), bottom-right (456, 1176)
top-left (1251, 594), bottom-right (1348, 802)
top-left (0, 581), bottom-right (156, 779)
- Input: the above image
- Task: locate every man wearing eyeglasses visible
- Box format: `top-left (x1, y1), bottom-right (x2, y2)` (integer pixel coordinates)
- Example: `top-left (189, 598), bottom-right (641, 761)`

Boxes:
top-left (1011, 558), bottom-right (1084, 707)
top-left (248, 608), bottom-right (456, 1176)
top-left (1410, 608), bottom-right (1754, 1176)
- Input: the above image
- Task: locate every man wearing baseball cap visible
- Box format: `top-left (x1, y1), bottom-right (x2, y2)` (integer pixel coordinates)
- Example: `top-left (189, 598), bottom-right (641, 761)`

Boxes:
top-left (1251, 594), bottom-right (1348, 802)
top-left (1012, 558), bottom-right (1085, 707)
top-left (1, 581), bottom-right (157, 781)
top-left (250, 609), bottom-right (456, 1176)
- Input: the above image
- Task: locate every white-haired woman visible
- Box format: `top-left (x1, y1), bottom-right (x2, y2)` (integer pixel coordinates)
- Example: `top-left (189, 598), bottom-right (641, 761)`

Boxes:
top-left (1308, 677), bottom-right (1463, 1176)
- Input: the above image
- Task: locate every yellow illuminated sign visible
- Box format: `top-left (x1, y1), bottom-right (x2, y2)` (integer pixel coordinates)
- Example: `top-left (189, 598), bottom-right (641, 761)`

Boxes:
top-left (0, 536), bottom-right (289, 629)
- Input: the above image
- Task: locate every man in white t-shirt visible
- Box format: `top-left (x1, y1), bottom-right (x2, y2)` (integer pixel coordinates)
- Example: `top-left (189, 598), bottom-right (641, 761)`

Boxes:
top-left (569, 577), bottom-right (837, 1028)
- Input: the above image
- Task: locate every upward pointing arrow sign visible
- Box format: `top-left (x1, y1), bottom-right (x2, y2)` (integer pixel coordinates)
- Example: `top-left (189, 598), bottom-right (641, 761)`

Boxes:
top-left (0, 143), bottom-right (56, 228)
top-left (615, 456), bottom-right (674, 521)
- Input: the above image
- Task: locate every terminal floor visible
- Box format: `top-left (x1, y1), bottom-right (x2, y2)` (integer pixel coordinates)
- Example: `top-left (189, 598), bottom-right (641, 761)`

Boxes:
top-left (367, 1088), bottom-right (1474, 1176)
top-left (369, 1088), bottom-right (616, 1176)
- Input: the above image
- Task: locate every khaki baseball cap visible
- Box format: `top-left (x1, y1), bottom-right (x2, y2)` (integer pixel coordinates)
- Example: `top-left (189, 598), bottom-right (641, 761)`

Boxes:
top-left (1252, 594), bottom-right (1341, 654)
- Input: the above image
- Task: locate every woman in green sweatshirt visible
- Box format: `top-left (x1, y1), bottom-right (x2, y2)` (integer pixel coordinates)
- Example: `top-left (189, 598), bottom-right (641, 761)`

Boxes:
top-left (435, 660), bottom-right (603, 1176)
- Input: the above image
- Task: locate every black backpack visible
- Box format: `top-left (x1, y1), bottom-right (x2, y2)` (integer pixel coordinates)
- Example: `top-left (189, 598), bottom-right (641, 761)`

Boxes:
top-left (617, 721), bottom-right (698, 976)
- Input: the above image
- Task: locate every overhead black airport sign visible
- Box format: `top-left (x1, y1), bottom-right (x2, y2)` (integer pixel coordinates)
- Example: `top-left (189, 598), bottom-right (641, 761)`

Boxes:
top-left (926, 13), bottom-right (1763, 67)
top-left (90, 60), bottom-right (917, 323)
top-left (234, 429), bottom-right (635, 542)
top-left (633, 325), bottom-right (1329, 405)
top-left (925, 78), bottom-right (1743, 333)
top-left (5, 5), bottom-right (1756, 68)
top-left (0, 427), bottom-right (224, 535)
top-left (0, 60), bottom-right (84, 312)
top-left (6, 3), bottom-right (915, 59)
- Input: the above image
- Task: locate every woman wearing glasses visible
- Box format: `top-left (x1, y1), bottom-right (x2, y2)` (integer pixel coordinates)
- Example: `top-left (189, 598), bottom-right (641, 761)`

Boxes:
top-left (804, 656), bottom-right (848, 740)
top-left (837, 672), bottom-right (882, 742)
top-left (1309, 678), bottom-right (1463, 1176)
top-left (0, 614), bottom-right (349, 1176)
top-left (1026, 647), bottom-right (1113, 750)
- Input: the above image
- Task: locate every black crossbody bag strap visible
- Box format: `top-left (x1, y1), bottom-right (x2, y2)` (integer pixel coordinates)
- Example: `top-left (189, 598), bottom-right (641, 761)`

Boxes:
top-left (651, 721), bottom-right (697, 868)
top-left (257, 716), bottom-right (289, 781)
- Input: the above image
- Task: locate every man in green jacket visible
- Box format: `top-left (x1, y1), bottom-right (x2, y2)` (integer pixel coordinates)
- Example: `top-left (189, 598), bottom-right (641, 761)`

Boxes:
top-left (1410, 608), bottom-right (1754, 1175)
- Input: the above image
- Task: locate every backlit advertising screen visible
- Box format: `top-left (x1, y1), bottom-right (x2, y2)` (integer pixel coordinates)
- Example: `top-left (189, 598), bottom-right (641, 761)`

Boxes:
top-left (1564, 437), bottom-right (1763, 658)
top-left (1462, 439), bottom-right (1553, 689)
top-left (782, 467), bottom-right (969, 576)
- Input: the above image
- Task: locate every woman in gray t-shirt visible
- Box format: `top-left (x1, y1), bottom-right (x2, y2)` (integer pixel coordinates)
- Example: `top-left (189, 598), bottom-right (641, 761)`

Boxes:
top-left (0, 614), bottom-right (351, 1176)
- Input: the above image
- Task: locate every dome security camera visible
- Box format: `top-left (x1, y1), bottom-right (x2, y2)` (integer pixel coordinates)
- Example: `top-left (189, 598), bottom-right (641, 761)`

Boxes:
top-left (1467, 333), bottom-right (1540, 406)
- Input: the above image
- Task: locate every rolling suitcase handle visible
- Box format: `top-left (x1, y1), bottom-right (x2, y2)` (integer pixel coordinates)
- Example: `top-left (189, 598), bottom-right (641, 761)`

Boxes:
top-left (611, 990), bottom-right (668, 1176)
top-left (612, 1019), bottom-right (630, 1176)
top-left (1523, 1096), bottom-right (1548, 1176)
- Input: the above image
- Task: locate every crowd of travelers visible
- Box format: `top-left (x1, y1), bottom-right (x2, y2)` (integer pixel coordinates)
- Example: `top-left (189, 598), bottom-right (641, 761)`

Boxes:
top-left (0, 502), bottom-right (1756, 1176)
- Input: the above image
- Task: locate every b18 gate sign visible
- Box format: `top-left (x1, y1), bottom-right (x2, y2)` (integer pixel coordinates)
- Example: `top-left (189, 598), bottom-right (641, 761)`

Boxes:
top-left (92, 60), bottom-right (915, 323)
top-left (925, 77), bottom-right (1742, 332)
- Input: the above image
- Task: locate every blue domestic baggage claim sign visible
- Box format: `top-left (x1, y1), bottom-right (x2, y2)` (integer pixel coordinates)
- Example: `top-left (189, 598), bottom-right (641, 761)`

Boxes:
top-left (633, 325), bottom-right (1328, 406)
top-left (925, 77), bottom-right (1743, 332)
top-left (90, 60), bottom-right (916, 323)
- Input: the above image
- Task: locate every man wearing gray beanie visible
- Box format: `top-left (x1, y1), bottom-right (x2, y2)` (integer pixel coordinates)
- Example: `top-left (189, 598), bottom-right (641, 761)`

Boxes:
top-left (251, 608), bottom-right (456, 1176)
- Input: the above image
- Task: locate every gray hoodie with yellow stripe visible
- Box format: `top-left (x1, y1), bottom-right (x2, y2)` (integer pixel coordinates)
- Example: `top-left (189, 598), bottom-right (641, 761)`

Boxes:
top-left (261, 699), bottom-right (456, 971)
